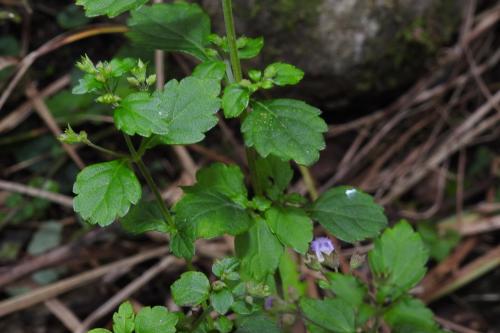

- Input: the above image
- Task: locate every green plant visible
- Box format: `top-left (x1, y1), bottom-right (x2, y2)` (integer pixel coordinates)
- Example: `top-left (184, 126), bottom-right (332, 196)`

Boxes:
top-left (66, 1), bottom-right (445, 332)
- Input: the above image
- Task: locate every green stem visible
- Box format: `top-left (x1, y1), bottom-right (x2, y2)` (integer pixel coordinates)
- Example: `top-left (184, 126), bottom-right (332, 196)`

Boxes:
top-left (298, 165), bottom-right (319, 200)
top-left (84, 140), bottom-right (129, 159)
top-left (192, 305), bottom-right (213, 331)
top-left (123, 134), bottom-right (174, 227)
top-left (221, 0), bottom-right (263, 196)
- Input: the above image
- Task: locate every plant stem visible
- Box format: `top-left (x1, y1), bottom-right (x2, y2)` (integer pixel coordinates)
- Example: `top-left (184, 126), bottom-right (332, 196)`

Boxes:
top-left (84, 140), bottom-right (129, 159)
top-left (221, 0), bottom-right (263, 196)
top-left (192, 305), bottom-right (213, 331)
top-left (298, 165), bottom-right (319, 200)
top-left (123, 134), bottom-right (174, 227)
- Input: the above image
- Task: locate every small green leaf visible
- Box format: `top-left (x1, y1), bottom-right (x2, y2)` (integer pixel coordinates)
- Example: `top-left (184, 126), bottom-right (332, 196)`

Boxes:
top-left (368, 221), bottom-right (428, 301)
top-left (265, 206), bottom-right (313, 254)
top-left (237, 36), bottom-right (264, 59)
top-left (215, 316), bottom-right (233, 333)
top-left (170, 217), bottom-right (196, 260)
top-left (72, 74), bottom-right (104, 95)
top-left (235, 218), bottom-right (284, 281)
top-left (76, 0), bottom-right (148, 18)
top-left (236, 313), bottom-right (280, 333)
top-left (171, 271), bottom-right (210, 306)
top-left (300, 298), bottom-right (356, 333)
top-left (73, 160), bottom-right (141, 226)
top-left (384, 297), bottom-right (441, 333)
top-left (242, 99), bottom-right (327, 165)
top-left (135, 306), bottom-right (177, 333)
top-left (254, 154), bottom-right (293, 200)
top-left (212, 257), bottom-right (240, 279)
top-left (210, 288), bottom-right (234, 314)
top-left (311, 186), bottom-right (388, 243)
top-left (121, 201), bottom-right (169, 234)
top-left (127, 3), bottom-right (211, 61)
top-left (417, 222), bottom-right (460, 261)
top-left (174, 164), bottom-right (251, 238)
top-left (113, 301), bottom-right (135, 333)
top-left (265, 62), bottom-right (304, 86)
top-left (222, 84), bottom-right (250, 118)
top-left (321, 272), bottom-right (367, 308)
top-left (193, 61), bottom-right (226, 81)
top-left (115, 77), bottom-right (220, 142)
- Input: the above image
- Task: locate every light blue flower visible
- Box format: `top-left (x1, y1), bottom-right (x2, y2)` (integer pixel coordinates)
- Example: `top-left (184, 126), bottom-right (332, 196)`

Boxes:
top-left (310, 237), bottom-right (334, 262)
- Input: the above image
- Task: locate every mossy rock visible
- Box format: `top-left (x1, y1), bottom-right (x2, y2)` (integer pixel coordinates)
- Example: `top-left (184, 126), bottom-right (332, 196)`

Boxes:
top-left (204, 0), bottom-right (462, 99)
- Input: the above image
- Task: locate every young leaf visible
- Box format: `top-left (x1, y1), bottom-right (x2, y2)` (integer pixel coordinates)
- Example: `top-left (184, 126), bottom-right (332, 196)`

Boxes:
top-left (174, 164), bottom-right (252, 238)
top-left (222, 84), bottom-right (250, 118)
top-left (73, 160), bottom-right (141, 226)
top-left (115, 77), bottom-right (220, 143)
top-left (113, 301), bottom-right (135, 333)
top-left (265, 206), bottom-right (313, 254)
top-left (265, 62), bottom-right (304, 86)
top-left (193, 60), bottom-right (226, 81)
top-left (212, 257), bottom-right (240, 279)
top-left (120, 201), bottom-right (169, 234)
top-left (311, 186), bottom-right (387, 243)
top-left (235, 217), bottom-right (284, 281)
top-left (170, 217), bottom-right (196, 260)
top-left (72, 74), bottom-right (104, 95)
top-left (76, 0), bottom-right (148, 18)
top-left (238, 36), bottom-right (264, 59)
top-left (368, 221), bottom-right (429, 301)
top-left (127, 2), bottom-right (211, 61)
top-left (300, 298), bottom-right (356, 333)
top-left (321, 273), bottom-right (367, 308)
top-left (254, 154), bottom-right (293, 200)
top-left (135, 306), bottom-right (177, 333)
top-left (210, 288), bottom-right (234, 314)
top-left (242, 99), bottom-right (327, 166)
top-left (171, 271), bottom-right (210, 306)
top-left (384, 297), bottom-right (441, 333)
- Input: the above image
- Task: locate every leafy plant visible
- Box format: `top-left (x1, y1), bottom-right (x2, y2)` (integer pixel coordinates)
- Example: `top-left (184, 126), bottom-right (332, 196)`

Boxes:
top-left (66, 0), bottom-right (442, 332)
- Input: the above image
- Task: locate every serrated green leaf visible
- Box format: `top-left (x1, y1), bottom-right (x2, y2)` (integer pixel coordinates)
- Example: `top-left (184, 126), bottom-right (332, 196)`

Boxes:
top-left (222, 84), bottom-right (250, 118)
top-left (135, 306), bottom-right (177, 333)
top-left (210, 288), bottom-right (234, 314)
top-left (384, 297), bottom-right (441, 333)
top-left (265, 206), bottom-right (312, 254)
top-left (322, 272), bottom-right (367, 308)
top-left (368, 221), bottom-right (428, 301)
top-left (300, 298), bottom-right (356, 333)
top-left (171, 271), bottom-right (210, 306)
top-left (311, 186), bottom-right (388, 243)
top-left (120, 201), bottom-right (169, 234)
top-left (113, 301), bottom-right (135, 333)
top-left (115, 77), bottom-right (220, 142)
top-left (73, 160), bottom-right (141, 226)
top-left (254, 154), bottom-right (293, 200)
top-left (235, 218), bottom-right (284, 281)
top-left (174, 164), bottom-right (251, 239)
top-left (235, 313), bottom-right (280, 333)
top-left (238, 37), bottom-right (264, 59)
top-left (72, 74), bottom-right (104, 95)
top-left (76, 0), bottom-right (148, 18)
top-left (193, 61), bottom-right (226, 81)
top-left (242, 99), bottom-right (327, 165)
top-left (127, 2), bottom-right (211, 61)
top-left (266, 62), bottom-right (304, 86)
top-left (170, 217), bottom-right (196, 260)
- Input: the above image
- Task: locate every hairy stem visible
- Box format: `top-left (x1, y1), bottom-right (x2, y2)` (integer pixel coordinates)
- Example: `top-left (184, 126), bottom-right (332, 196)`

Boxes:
top-left (221, 0), bottom-right (263, 195)
top-left (84, 140), bottom-right (129, 159)
top-left (123, 134), bottom-right (174, 227)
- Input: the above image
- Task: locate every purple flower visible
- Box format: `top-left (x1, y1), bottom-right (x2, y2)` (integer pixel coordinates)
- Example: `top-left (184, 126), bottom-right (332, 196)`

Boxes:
top-left (310, 237), bottom-right (334, 262)
top-left (264, 297), bottom-right (274, 310)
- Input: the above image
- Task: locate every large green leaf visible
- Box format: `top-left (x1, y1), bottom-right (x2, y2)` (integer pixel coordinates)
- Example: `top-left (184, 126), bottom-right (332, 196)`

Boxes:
top-left (171, 271), bottom-right (210, 307)
top-left (174, 164), bottom-right (252, 239)
top-left (120, 201), bottom-right (169, 234)
top-left (135, 306), bottom-right (177, 333)
top-left (311, 186), bottom-right (387, 243)
top-left (265, 206), bottom-right (313, 254)
top-left (73, 160), bottom-right (141, 226)
top-left (368, 221), bottom-right (429, 301)
top-left (242, 99), bottom-right (327, 165)
top-left (235, 218), bottom-right (284, 281)
top-left (384, 297), bottom-right (441, 333)
top-left (127, 2), bottom-right (211, 61)
top-left (300, 298), bottom-right (356, 333)
top-left (115, 77), bottom-right (220, 143)
top-left (76, 0), bottom-right (148, 18)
